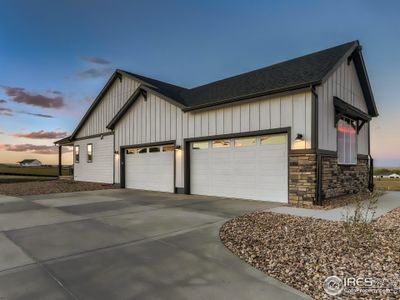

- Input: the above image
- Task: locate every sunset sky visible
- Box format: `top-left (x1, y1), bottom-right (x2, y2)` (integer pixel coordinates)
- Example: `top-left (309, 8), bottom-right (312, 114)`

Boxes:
top-left (0, 0), bottom-right (399, 167)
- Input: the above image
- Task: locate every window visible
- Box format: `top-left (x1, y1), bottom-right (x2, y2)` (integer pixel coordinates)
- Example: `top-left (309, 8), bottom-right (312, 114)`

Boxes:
top-left (192, 141), bottom-right (208, 150)
top-left (149, 147), bottom-right (160, 153)
top-left (87, 144), bottom-right (93, 162)
top-left (234, 137), bottom-right (256, 147)
top-left (126, 148), bottom-right (137, 155)
top-left (212, 140), bottom-right (230, 148)
top-left (74, 145), bottom-right (80, 163)
top-left (138, 148), bottom-right (147, 154)
top-left (260, 134), bottom-right (286, 145)
top-left (337, 118), bottom-right (357, 165)
top-left (162, 145), bottom-right (175, 152)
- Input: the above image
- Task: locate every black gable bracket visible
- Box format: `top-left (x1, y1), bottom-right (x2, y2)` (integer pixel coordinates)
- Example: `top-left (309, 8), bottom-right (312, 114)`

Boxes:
top-left (334, 97), bottom-right (371, 133)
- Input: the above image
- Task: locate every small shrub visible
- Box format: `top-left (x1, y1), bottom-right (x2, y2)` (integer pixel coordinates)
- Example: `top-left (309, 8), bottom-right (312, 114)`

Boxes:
top-left (342, 193), bottom-right (379, 248)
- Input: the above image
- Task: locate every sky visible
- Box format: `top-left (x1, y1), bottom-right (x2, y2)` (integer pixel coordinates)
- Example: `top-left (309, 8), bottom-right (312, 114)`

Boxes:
top-left (0, 0), bottom-right (399, 167)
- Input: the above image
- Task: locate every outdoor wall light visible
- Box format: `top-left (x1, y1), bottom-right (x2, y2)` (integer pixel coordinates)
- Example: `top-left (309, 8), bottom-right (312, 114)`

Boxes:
top-left (295, 133), bottom-right (304, 141)
top-left (114, 150), bottom-right (119, 154)
top-left (175, 145), bottom-right (182, 150)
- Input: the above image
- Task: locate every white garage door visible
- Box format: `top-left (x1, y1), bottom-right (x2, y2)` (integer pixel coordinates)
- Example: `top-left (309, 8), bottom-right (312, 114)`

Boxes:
top-left (190, 134), bottom-right (288, 202)
top-left (125, 144), bottom-right (174, 193)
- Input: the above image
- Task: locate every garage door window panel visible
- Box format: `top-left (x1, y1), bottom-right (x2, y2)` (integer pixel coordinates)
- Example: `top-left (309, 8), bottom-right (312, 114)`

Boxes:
top-left (149, 147), bottom-right (160, 153)
top-left (162, 145), bottom-right (175, 152)
top-left (234, 137), bottom-right (256, 147)
top-left (138, 148), bottom-right (147, 154)
top-left (260, 134), bottom-right (286, 145)
top-left (126, 148), bottom-right (138, 155)
top-left (212, 140), bottom-right (230, 148)
top-left (192, 142), bottom-right (209, 150)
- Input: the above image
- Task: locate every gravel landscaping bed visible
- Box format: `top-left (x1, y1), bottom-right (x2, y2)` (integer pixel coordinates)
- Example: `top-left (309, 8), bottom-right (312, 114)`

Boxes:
top-left (0, 180), bottom-right (117, 196)
top-left (220, 208), bottom-right (400, 299)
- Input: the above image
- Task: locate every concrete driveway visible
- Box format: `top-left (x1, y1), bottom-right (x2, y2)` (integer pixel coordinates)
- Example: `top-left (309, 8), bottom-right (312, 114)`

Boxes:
top-left (0, 189), bottom-right (310, 300)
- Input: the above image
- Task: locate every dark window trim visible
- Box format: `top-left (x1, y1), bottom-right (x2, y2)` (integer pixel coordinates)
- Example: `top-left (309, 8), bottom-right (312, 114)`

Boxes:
top-left (87, 143), bottom-right (93, 163)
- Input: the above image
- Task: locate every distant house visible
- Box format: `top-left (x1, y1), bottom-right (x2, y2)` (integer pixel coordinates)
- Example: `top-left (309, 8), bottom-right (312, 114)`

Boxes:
top-left (374, 173), bottom-right (400, 179)
top-left (18, 159), bottom-right (42, 167)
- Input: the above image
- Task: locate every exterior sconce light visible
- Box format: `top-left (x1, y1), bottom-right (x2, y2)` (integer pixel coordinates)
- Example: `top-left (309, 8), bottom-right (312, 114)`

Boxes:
top-left (114, 150), bottom-right (119, 154)
top-left (175, 145), bottom-right (182, 150)
top-left (295, 133), bottom-right (304, 141)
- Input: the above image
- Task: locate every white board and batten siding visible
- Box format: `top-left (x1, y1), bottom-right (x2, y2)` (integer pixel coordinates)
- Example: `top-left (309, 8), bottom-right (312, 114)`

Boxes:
top-left (76, 76), bottom-right (140, 138)
top-left (73, 75), bottom-right (140, 183)
top-left (74, 135), bottom-right (114, 184)
top-left (114, 90), bottom-right (313, 186)
top-left (317, 59), bottom-right (369, 155)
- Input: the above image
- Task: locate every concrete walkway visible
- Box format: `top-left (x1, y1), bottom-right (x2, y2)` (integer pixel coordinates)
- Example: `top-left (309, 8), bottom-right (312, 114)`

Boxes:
top-left (267, 191), bottom-right (400, 221)
top-left (0, 189), bottom-right (310, 300)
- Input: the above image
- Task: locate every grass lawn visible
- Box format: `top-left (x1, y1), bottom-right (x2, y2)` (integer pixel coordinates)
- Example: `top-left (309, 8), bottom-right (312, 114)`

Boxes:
top-left (374, 178), bottom-right (400, 191)
top-left (0, 164), bottom-right (72, 177)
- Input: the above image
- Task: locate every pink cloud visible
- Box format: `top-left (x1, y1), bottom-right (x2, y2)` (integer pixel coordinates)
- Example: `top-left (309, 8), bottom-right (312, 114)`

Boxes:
top-left (0, 144), bottom-right (72, 155)
top-left (3, 86), bottom-right (65, 109)
top-left (13, 130), bottom-right (68, 139)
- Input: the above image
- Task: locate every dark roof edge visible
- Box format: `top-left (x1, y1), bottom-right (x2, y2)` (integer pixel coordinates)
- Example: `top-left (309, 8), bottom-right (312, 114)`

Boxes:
top-left (70, 71), bottom-right (122, 139)
top-left (107, 84), bottom-right (188, 130)
top-left (182, 82), bottom-right (318, 112)
top-left (352, 47), bottom-right (378, 117)
top-left (54, 135), bottom-right (72, 145)
top-left (107, 87), bottom-right (143, 130)
top-left (319, 41), bottom-right (378, 117)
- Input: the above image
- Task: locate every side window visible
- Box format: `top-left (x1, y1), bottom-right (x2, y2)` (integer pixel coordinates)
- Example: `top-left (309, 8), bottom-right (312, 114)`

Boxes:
top-left (337, 118), bottom-right (357, 165)
top-left (87, 143), bottom-right (93, 163)
top-left (74, 145), bottom-right (80, 163)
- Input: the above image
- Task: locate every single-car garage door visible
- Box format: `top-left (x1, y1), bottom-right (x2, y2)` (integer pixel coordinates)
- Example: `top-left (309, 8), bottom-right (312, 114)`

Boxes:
top-left (190, 134), bottom-right (288, 202)
top-left (125, 144), bottom-right (175, 193)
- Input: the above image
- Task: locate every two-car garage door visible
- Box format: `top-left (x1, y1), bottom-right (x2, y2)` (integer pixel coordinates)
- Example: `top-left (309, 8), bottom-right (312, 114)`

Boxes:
top-left (123, 133), bottom-right (288, 202)
top-left (190, 134), bottom-right (288, 202)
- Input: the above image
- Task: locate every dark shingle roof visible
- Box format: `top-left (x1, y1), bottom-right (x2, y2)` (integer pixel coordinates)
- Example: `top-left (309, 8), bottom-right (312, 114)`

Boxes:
top-left (181, 41), bottom-right (357, 107)
top-left (122, 41), bottom-right (358, 108)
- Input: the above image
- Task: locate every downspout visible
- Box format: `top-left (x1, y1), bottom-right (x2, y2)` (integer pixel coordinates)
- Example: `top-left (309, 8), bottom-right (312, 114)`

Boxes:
top-left (311, 85), bottom-right (323, 205)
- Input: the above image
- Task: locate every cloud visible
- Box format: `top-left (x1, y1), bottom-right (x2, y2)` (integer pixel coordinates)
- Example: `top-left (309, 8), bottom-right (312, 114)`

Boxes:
top-left (19, 112), bottom-right (54, 118)
top-left (13, 130), bottom-right (68, 139)
top-left (47, 90), bottom-right (62, 95)
top-left (77, 67), bottom-right (113, 79)
top-left (0, 99), bottom-right (6, 103)
top-left (0, 144), bottom-right (71, 155)
top-left (81, 56), bottom-right (111, 65)
top-left (3, 86), bottom-right (65, 108)
top-left (0, 107), bottom-right (13, 116)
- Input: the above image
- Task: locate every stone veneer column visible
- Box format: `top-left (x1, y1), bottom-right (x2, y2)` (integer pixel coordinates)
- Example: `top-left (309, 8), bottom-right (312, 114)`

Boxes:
top-left (288, 154), bottom-right (317, 207)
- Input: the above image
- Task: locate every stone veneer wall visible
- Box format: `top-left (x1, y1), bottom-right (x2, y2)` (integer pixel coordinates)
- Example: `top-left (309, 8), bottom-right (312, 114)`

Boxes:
top-left (288, 154), bottom-right (317, 206)
top-left (321, 157), bottom-right (369, 200)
